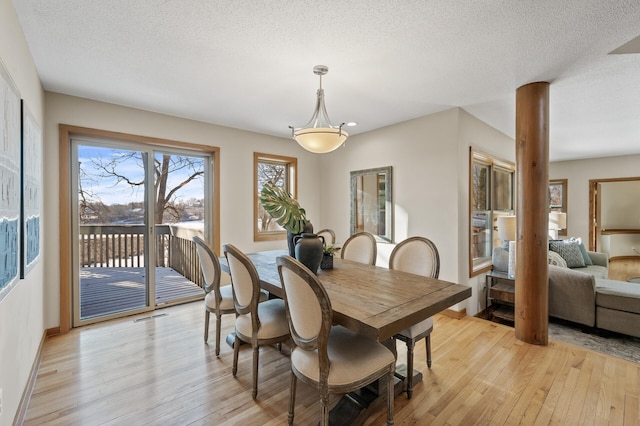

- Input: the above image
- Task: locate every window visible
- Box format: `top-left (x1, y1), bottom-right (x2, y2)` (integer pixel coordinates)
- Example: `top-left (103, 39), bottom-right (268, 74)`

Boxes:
top-left (469, 149), bottom-right (515, 276)
top-left (254, 152), bottom-right (297, 241)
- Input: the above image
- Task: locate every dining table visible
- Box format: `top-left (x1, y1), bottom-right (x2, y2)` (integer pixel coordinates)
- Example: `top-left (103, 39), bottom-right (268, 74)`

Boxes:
top-left (219, 249), bottom-right (472, 425)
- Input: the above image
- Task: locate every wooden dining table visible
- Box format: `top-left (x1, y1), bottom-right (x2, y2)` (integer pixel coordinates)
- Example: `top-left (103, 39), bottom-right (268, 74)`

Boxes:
top-left (220, 249), bottom-right (472, 425)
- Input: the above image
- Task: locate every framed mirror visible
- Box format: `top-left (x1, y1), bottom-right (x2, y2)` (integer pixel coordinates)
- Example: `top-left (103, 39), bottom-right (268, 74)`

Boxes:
top-left (350, 166), bottom-right (393, 242)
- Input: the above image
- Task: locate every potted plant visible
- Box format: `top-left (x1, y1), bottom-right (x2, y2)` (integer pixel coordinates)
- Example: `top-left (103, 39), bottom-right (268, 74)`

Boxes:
top-left (321, 243), bottom-right (340, 270)
top-left (260, 181), bottom-right (313, 256)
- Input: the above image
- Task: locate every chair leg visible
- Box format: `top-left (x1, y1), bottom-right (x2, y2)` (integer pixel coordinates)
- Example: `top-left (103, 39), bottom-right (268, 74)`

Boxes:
top-left (204, 310), bottom-right (210, 343)
top-left (288, 372), bottom-right (297, 426)
top-left (232, 334), bottom-right (240, 376)
top-left (215, 313), bottom-right (222, 356)
top-left (252, 344), bottom-right (260, 399)
top-left (426, 334), bottom-right (432, 368)
top-left (387, 368), bottom-right (395, 426)
top-left (406, 338), bottom-right (415, 399)
top-left (320, 392), bottom-right (329, 426)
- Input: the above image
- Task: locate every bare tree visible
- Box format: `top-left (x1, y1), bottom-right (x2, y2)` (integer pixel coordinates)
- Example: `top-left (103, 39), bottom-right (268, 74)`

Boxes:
top-left (256, 162), bottom-right (286, 231)
top-left (79, 152), bottom-right (204, 224)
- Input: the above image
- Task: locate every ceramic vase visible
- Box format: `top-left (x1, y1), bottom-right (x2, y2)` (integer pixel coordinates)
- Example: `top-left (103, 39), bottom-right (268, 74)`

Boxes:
top-left (293, 233), bottom-right (323, 274)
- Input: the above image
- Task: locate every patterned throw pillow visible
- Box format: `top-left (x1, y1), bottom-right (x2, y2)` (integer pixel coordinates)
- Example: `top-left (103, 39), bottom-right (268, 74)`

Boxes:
top-left (547, 250), bottom-right (567, 268)
top-left (549, 240), bottom-right (586, 268)
top-left (569, 237), bottom-right (593, 265)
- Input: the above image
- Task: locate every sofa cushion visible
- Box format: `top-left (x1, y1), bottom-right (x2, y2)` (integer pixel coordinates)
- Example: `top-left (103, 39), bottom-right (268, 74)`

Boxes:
top-left (596, 279), bottom-right (640, 315)
top-left (549, 240), bottom-right (585, 268)
top-left (572, 264), bottom-right (608, 279)
top-left (596, 307), bottom-right (640, 338)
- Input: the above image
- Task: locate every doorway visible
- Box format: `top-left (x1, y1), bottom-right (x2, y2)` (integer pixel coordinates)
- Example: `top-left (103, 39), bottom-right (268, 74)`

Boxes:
top-left (589, 176), bottom-right (640, 281)
top-left (59, 125), bottom-right (219, 331)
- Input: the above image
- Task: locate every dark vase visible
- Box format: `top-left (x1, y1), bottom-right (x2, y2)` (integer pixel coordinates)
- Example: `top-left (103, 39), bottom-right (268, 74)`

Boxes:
top-left (320, 254), bottom-right (333, 270)
top-left (287, 221), bottom-right (314, 257)
top-left (293, 233), bottom-right (323, 274)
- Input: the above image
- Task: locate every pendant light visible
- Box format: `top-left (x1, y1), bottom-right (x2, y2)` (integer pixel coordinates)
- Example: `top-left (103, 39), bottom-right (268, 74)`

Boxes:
top-left (289, 65), bottom-right (348, 153)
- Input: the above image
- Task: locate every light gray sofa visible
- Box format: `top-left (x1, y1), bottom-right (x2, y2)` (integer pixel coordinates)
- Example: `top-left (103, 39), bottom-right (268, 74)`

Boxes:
top-left (595, 279), bottom-right (640, 338)
top-left (548, 251), bottom-right (640, 338)
top-left (548, 251), bottom-right (608, 327)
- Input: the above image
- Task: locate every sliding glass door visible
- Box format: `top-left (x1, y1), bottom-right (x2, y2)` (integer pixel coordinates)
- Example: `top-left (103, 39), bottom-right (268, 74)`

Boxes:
top-left (71, 139), bottom-right (209, 326)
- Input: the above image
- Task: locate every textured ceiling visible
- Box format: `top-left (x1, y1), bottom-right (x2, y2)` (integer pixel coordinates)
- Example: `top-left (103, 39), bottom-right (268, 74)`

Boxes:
top-left (12, 0), bottom-right (640, 161)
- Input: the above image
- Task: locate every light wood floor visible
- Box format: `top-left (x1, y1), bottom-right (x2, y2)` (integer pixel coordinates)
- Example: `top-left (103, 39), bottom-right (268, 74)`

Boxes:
top-left (609, 257), bottom-right (640, 282)
top-left (24, 302), bottom-right (640, 425)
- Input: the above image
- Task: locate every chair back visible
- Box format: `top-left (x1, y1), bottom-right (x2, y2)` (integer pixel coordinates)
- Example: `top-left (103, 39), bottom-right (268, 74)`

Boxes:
top-left (223, 244), bottom-right (262, 317)
top-left (193, 236), bottom-right (220, 296)
top-left (389, 236), bottom-right (440, 278)
top-left (341, 231), bottom-right (377, 265)
top-left (316, 228), bottom-right (336, 245)
top-left (277, 256), bottom-right (331, 356)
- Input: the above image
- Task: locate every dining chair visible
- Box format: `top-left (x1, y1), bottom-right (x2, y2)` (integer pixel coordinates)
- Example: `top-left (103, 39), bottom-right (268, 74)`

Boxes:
top-left (223, 243), bottom-right (291, 399)
top-left (193, 236), bottom-right (235, 356)
top-left (193, 237), bottom-right (267, 356)
top-left (389, 236), bottom-right (440, 399)
top-left (340, 231), bottom-right (377, 265)
top-left (316, 228), bottom-right (336, 245)
top-left (276, 255), bottom-right (395, 426)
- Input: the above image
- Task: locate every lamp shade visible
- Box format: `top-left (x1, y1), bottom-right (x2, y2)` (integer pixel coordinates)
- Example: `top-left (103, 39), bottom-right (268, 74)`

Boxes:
top-left (293, 127), bottom-right (348, 153)
top-left (549, 211), bottom-right (567, 230)
top-left (497, 215), bottom-right (516, 241)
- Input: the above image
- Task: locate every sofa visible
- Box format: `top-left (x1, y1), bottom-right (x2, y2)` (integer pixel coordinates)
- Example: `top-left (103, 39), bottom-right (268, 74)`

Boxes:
top-left (494, 245), bottom-right (640, 338)
top-left (547, 251), bottom-right (608, 327)
top-left (549, 251), bottom-right (640, 338)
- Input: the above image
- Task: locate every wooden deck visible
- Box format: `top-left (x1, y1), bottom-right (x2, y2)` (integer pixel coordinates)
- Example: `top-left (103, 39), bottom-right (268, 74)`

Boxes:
top-left (80, 267), bottom-right (204, 318)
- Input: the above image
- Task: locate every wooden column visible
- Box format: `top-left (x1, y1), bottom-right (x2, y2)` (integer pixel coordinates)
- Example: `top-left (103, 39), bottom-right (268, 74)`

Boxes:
top-left (514, 82), bottom-right (549, 345)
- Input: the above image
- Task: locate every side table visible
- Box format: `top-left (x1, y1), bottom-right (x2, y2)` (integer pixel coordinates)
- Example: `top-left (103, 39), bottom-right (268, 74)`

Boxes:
top-left (486, 271), bottom-right (515, 323)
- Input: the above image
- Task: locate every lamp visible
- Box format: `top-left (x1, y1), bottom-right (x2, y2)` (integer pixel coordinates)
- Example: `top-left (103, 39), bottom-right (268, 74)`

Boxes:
top-left (497, 216), bottom-right (517, 248)
top-left (497, 215), bottom-right (517, 278)
top-left (289, 65), bottom-right (348, 153)
top-left (548, 211), bottom-right (567, 239)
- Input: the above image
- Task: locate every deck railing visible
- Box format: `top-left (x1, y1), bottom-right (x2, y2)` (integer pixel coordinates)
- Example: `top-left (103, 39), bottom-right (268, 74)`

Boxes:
top-left (79, 224), bottom-right (205, 287)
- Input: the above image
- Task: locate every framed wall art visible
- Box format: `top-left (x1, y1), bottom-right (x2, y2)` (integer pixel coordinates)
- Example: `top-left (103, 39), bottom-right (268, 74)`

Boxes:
top-left (21, 99), bottom-right (42, 277)
top-left (0, 60), bottom-right (22, 301)
top-left (549, 179), bottom-right (568, 237)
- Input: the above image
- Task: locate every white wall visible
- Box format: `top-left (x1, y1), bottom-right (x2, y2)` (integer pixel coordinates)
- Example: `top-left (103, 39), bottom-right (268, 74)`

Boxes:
top-left (600, 180), bottom-right (640, 229)
top-left (318, 109), bottom-right (460, 271)
top-left (43, 93), bottom-right (322, 329)
top-left (457, 109), bottom-right (515, 314)
top-left (318, 108), bottom-right (514, 316)
top-left (0, 0), bottom-right (45, 424)
top-left (550, 154), bottom-right (640, 244)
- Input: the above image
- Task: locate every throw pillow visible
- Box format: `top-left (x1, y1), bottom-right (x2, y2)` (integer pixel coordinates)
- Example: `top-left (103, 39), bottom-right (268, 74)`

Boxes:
top-left (549, 240), bottom-right (586, 268)
top-left (547, 250), bottom-right (567, 268)
top-left (569, 237), bottom-right (593, 265)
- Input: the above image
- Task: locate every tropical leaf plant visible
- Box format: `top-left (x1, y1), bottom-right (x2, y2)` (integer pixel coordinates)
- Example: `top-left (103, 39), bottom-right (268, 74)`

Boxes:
top-left (259, 181), bottom-right (308, 234)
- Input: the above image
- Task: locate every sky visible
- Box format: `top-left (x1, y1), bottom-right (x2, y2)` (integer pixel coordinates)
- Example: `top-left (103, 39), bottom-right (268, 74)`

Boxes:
top-left (77, 145), bottom-right (205, 206)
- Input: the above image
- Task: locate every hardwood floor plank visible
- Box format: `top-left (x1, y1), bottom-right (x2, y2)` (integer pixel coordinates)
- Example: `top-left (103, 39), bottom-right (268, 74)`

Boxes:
top-left (24, 304), bottom-right (640, 425)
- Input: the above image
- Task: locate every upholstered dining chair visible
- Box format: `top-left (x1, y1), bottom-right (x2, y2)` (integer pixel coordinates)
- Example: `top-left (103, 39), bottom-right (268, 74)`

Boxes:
top-left (388, 236), bottom-right (440, 398)
top-left (193, 237), bottom-right (267, 356)
top-left (223, 243), bottom-right (290, 399)
top-left (194, 236), bottom-right (235, 356)
top-left (316, 228), bottom-right (336, 245)
top-left (340, 231), bottom-right (377, 265)
top-left (276, 255), bottom-right (395, 426)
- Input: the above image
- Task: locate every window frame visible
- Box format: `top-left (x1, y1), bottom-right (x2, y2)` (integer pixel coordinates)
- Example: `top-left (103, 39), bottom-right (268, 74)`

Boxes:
top-left (254, 152), bottom-right (298, 242)
top-left (469, 148), bottom-right (515, 277)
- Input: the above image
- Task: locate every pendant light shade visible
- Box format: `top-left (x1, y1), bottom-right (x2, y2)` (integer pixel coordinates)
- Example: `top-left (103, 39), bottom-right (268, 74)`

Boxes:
top-left (290, 65), bottom-right (348, 153)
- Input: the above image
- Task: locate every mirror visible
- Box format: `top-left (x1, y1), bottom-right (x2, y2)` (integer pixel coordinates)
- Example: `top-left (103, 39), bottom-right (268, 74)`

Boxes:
top-left (350, 166), bottom-right (393, 242)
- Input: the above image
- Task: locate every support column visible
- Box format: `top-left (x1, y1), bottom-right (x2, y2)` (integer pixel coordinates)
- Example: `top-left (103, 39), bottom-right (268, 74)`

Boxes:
top-left (514, 82), bottom-right (550, 345)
